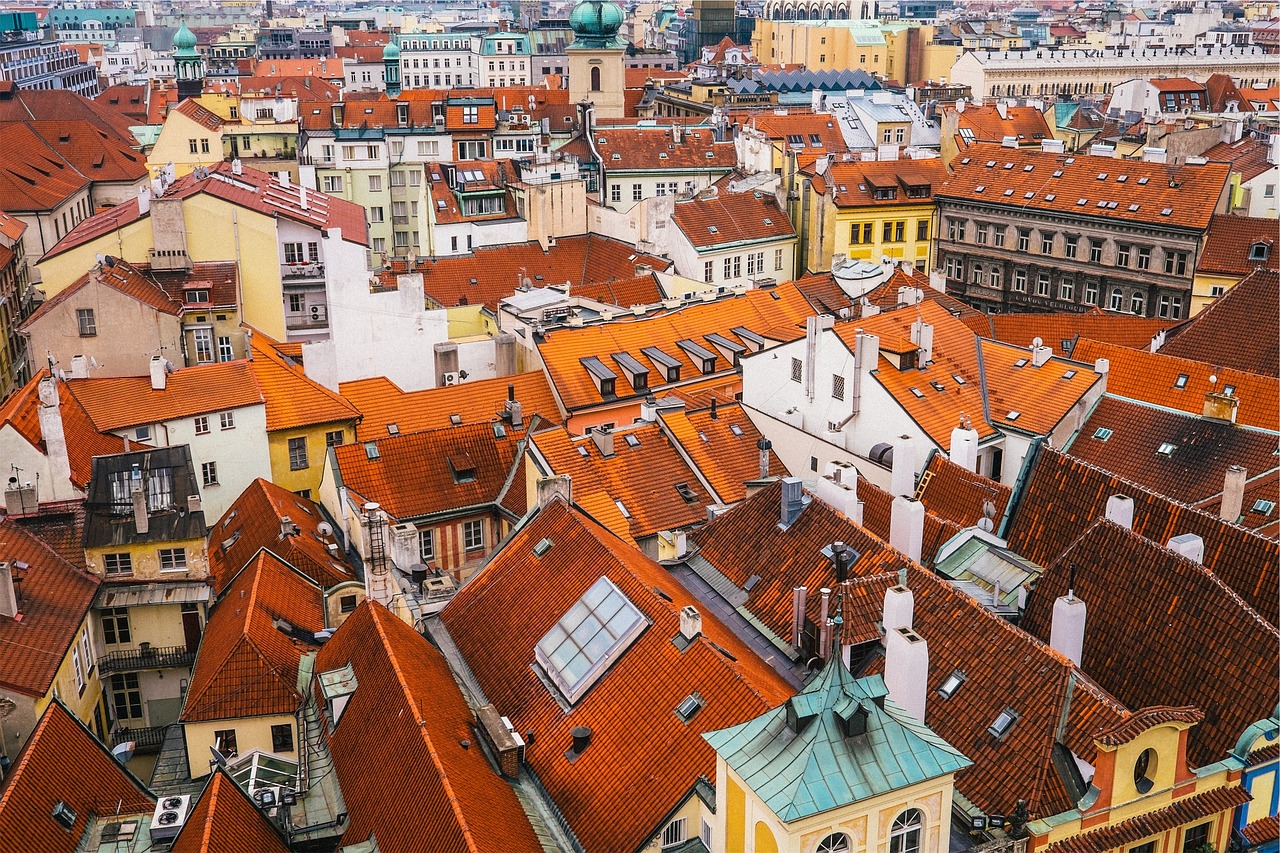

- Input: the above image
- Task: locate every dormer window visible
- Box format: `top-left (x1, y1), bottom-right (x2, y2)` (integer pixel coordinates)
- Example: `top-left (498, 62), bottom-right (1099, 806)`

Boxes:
top-left (611, 352), bottom-right (649, 392)
top-left (676, 339), bottom-right (718, 375)
top-left (184, 289), bottom-right (210, 304)
top-left (1249, 242), bottom-right (1271, 262)
top-left (581, 356), bottom-right (618, 398)
top-left (874, 187), bottom-right (897, 201)
top-left (318, 663), bottom-right (358, 732)
top-left (642, 346), bottom-right (682, 382)
top-left (447, 452), bottom-right (476, 483)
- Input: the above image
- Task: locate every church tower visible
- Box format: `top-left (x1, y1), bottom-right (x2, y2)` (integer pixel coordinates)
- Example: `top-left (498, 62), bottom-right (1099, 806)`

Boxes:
top-left (383, 36), bottom-right (401, 98)
top-left (173, 18), bottom-right (203, 103)
top-left (567, 0), bottom-right (626, 120)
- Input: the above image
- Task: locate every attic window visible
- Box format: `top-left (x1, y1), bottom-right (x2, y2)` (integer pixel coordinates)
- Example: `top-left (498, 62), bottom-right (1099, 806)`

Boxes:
top-left (1003, 189), bottom-right (1015, 197)
top-left (708, 225), bottom-right (719, 234)
top-left (449, 414), bottom-right (463, 426)
top-left (1137, 177), bottom-right (1149, 185)
top-left (447, 452), bottom-right (477, 483)
top-left (1076, 198), bottom-right (1087, 206)
top-left (535, 576), bottom-right (647, 705)
top-left (938, 669), bottom-right (966, 699)
top-left (1117, 175), bottom-right (1128, 183)
top-left (1023, 164), bottom-right (1034, 172)
top-left (1174, 374), bottom-right (1189, 389)
top-left (960, 158), bottom-right (971, 165)
top-left (1052, 170), bottom-right (1064, 178)
top-left (51, 802), bottom-right (77, 831)
top-left (1045, 194), bottom-right (1056, 201)
top-left (387, 423), bottom-right (399, 435)
top-left (1156, 442), bottom-right (1177, 457)
top-left (951, 374), bottom-right (967, 385)
top-left (675, 482), bottom-right (699, 504)
top-left (615, 499), bottom-right (632, 518)
top-left (533, 537), bottom-right (555, 557)
top-left (1003, 163), bottom-right (1014, 170)
top-left (493, 423), bottom-right (507, 438)
top-left (988, 708), bottom-right (1019, 740)
top-left (909, 387), bottom-right (925, 398)
top-left (1096, 172), bottom-right (1108, 181)
top-left (577, 446), bottom-right (590, 458)
top-left (1249, 242), bottom-right (1271, 261)
top-left (1062, 369), bottom-right (1077, 380)
top-left (364, 442), bottom-right (380, 460)
top-left (763, 218), bottom-right (773, 225)
top-left (930, 381), bottom-right (945, 392)
top-left (1064, 158), bottom-right (1075, 164)
top-left (611, 153), bottom-right (621, 160)
top-left (581, 356), bottom-right (618, 397)
top-left (975, 185), bottom-right (986, 193)
top-left (1006, 411), bottom-right (1021, 421)
top-left (1128, 204), bottom-right (1140, 212)
top-left (1013, 358), bottom-right (1029, 368)
top-left (1093, 427), bottom-right (1113, 441)
top-left (1252, 499), bottom-right (1276, 516)
top-left (675, 691), bottom-right (705, 723)
top-left (1223, 385), bottom-right (1236, 396)
top-left (985, 160), bottom-right (996, 168)
top-left (729, 424), bottom-right (744, 437)
top-left (624, 434), bottom-right (641, 448)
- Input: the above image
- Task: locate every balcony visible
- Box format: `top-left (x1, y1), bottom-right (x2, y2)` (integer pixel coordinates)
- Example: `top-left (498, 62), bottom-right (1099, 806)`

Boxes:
top-left (298, 154), bottom-right (334, 167)
top-left (111, 723), bottom-right (169, 753)
top-left (281, 262), bottom-right (325, 281)
top-left (98, 644), bottom-right (196, 677)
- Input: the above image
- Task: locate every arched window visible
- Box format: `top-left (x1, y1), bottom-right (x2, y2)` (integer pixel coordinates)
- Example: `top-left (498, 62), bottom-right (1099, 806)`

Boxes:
top-left (816, 833), bottom-right (851, 853)
top-left (590, 66), bottom-right (601, 91)
top-left (890, 809), bottom-right (924, 853)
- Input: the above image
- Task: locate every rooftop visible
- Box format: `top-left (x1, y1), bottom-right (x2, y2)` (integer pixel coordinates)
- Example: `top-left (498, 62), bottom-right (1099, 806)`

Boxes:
top-left (168, 769), bottom-right (290, 853)
top-left (589, 124), bottom-right (737, 171)
top-left (657, 401), bottom-right (788, 504)
top-left (1160, 268), bottom-right (1278, 377)
top-left (1197, 216), bottom-right (1279, 278)
top-left (671, 190), bottom-right (796, 250)
top-left (0, 372), bottom-right (129, 489)
top-left (66, 360), bottom-right (264, 432)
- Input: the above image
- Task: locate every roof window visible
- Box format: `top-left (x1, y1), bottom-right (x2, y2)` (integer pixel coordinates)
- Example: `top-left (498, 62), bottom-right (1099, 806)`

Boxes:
top-left (1249, 242), bottom-right (1271, 262)
top-left (985, 160), bottom-right (997, 168)
top-left (1023, 191), bottom-right (1035, 199)
top-left (1157, 442), bottom-right (1176, 457)
top-left (1137, 176), bottom-right (1149, 185)
top-left (447, 452), bottom-right (477, 483)
top-left (1013, 358), bottom-right (1029, 368)
top-left (910, 387), bottom-right (925, 398)
top-left (938, 669), bottom-right (966, 699)
top-left (1052, 170), bottom-right (1064, 178)
top-left (1023, 164), bottom-right (1034, 172)
top-left (1062, 369), bottom-right (1077, 380)
top-left (492, 423), bottom-right (507, 439)
top-left (51, 802), bottom-right (77, 832)
top-left (1003, 189), bottom-right (1015, 197)
top-left (951, 373), bottom-right (967, 385)
top-left (1116, 174), bottom-right (1128, 183)
top-left (1223, 384), bottom-right (1236, 396)
top-left (1006, 411), bottom-right (1021, 421)
top-left (988, 708), bottom-right (1019, 740)
top-left (1174, 374), bottom-right (1189, 389)
top-left (624, 434), bottom-right (641, 448)
top-left (1128, 204), bottom-right (1140, 212)
top-left (615, 499), bottom-right (631, 519)
top-left (364, 442), bottom-right (380, 460)
top-left (729, 424), bottom-right (744, 436)
top-left (535, 576), bottom-right (647, 705)
top-left (1076, 198), bottom-right (1088, 206)
top-left (1160, 208), bottom-right (1173, 216)
top-left (930, 381), bottom-right (945, 392)
top-left (386, 423), bottom-right (399, 435)
top-left (675, 482), bottom-right (699, 503)
top-left (975, 185), bottom-right (986, 193)
top-left (1096, 172), bottom-right (1108, 180)
top-left (675, 691), bottom-right (705, 723)
top-left (1252, 499), bottom-right (1276, 516)
top-left (1045, 194), bottom-right (1056, 201)
top-left (1093, 427), bottom-right (1113, 441)
top-left (449, 414), bottom-right (463, 425)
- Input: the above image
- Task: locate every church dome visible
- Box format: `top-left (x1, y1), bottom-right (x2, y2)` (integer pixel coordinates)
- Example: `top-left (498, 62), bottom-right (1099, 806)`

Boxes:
top-left (569, 0), bottom-right (624, 46)
top-left (382, 39), bottom-right (400, 60)
top-left (172, 19), bottom-right (197, 53)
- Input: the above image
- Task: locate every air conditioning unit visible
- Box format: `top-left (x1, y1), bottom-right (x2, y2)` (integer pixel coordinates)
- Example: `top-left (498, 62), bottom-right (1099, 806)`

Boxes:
top-left (150, 794), bottom-right (192, 844)
top-left (253, 786), bottom-right (284, 810)
top-left (442, 371), bottom-right (459, 386)
top-left (309, 304), bottom-right (327, 321)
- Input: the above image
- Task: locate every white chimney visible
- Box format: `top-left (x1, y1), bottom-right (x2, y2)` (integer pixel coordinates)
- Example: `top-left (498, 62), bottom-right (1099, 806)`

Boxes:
top-left (889, 496), bottom-right (925, 563)
top-left (1104, 494), bottom-right (1134, 529)
top-left (0, 562), bottom-right (17, 619)
top-left (138, 185), bottom-right (152, 215)
top-left (791, 586), bottom-right (808, 650)
top-left (910, 318), bottom-right (934, 363)
top-left (149, 355), bottom-right (167, 390)
top-left (590, 425), bottom-right (614, 457)
top-left (995, 101), bottom-right (1008, 119)
top-left (536, 474), bottom-right (572, 508)
top-left (231, 158), bottom-right (243, 175)
top-left (1030, 337), bottom-right (1053, 367)
top-left (132, 485), bottom-right (149, 535)
top-left (890, 434), bottom-right (917, 497)
top-left (885, 626), bottom-right (929, 722)
top-left (818, 587), bottom-right (832, 657)
top-left (36, 377), bottom-right (71, 491)
top-left (1041, 138), bottom-right (1065, 153)
top-left (948, 420), bottom-right (979, 472)
top-left (69, 355), bottom-right (89, 379)
top-left (1220, 465), bottom-right (1247, 522)
top-left (1167, 533), bottom-right (1205, 564)
top-left (280, 170), bottom-right (290, 188)
top-left (1094, 358), bottom-right (1110, 375)
top-left (1001, 135), bottom-right (1019, 148)
top-left (882, 573), bottom-right (914, 632)
top-left (956, 97), bottom-right (966, 113)
top-left (1142, 147), bottom-right (1168, 163)
top-left (1049, 591), bottom-right (1086, 666)
top-left (679, 605), bottom-right (702, 640)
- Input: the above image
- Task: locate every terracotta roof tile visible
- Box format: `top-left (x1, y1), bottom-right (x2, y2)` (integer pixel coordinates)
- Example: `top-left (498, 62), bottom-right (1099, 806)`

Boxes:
top-left (23, 120), bottom-right (148, 184)
top-left (0, 703), bottom-right (154, 852)
top-left (1197, 216), bottom-right (1280, 278)
top-left (0, 210), bottom-right (25, 242)
top-left (1245, 814), bottom-right (1280, 847)
top-left (341, 371), bottom-right (560, 442)
top-left (745, 112), bottom-right (849, 158)
top-left (671, 191), bottom-right (795, 249)
top-left (145, 261), bottom-right (239, 309)
top-left (591, 124), bottom-right (737, 171)
top-left (1044, 785), bottom-right (1251, 853)
top-left (853, 474), bottom-right (964, 566)
top-left (1071, 338), bottom-right (1279, 430)
top-left (823, 159), bottom-right (949, 209)
top-left (1022, 520), bottom-right (1277, 767)
top-left (954, 104), bottom-right (1053, 144)
top-left (0, 519), bottom-right (99, 697)
top-left (333, 421), bottom-right (526, 522)
top-left (208, 478), bottom-right (354, 593)
top-left (938, 143), bottom-right (1229, 232)
top-left (247, 333), bottom-right (360, 432)
top-left (0, 371), bottom-right (129, 488)
top-left (1093, 706), bottom-right (1204, 747)
top-left (173, 98), bottom-right (224, 131)
top-left (236, 75), bottom-right (340, 102)
top-left (0, 88), bottom-right (137, 140)
top-left (658, 402), bottom-right (787, 503)
top-left (440, 501), bottom-right (793, 852)
top-left (169, 770), bottom-right (289, 853)
top-left (916, 452), bottom-right (1012, 528)
top-left (1160, 269), bottom-right (1278, 376)
top-left (180, 551), bottom-right (324, 723)
top-left (13, 502), bottom-right (88, 568)
top-left (1203, 135), bottom-right (1275, 183)
top-left (989, 308), bottom-right (1172, 354)
top-left (317, 601), bottom-right (543, 852)
top-left (65, 360), bottom-right (264, 431)
top-left (0, 123), bottom-right (91, 212)
top-left (248, 57), bottom-right (345, 80)
top-left (666, 375), bottom-right (743, 408)
top-left (979, 338), bottom-right (1102, 435)
top-left (20, 257), bottom-right (181, 332)
top-left (571, 271), bottom-right (665, 307)
top-left (1004, 447), bottom-right (1279, 625)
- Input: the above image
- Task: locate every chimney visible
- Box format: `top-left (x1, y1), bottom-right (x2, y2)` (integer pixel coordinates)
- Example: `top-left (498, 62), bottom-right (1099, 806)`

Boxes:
top-left (791, 586), bottom-right (808, 650)
top-left (187, 494), bottom-right (202, 513)
top-left (890, 434), bottom-right (916, 497)
top-left (1001, 135), bottom-right (1019, 148)
top-left (1041, 138), bottom-right (1065, 153)
top-left (590, 425), bottom-right (614, 457)
top-left (568, 725), bottom-right (592, 759)
top-left (779, 476), bottom-right (809, 529)
top-left (299, 183), bottom-right (309, 210)
top-left (36, 377), bottom-right (72, 492)
top-left (69, 355), bottom-right (89, 379)
top-left (137, 185), bottom-right (151, 215)
top-left (948, 417), bottom-right (979, 472)
top-left (132, 484), bottom-right (149, 535)
top-left (1049, 588), bottom-right (1087, 666)
top-left (1220, 465), bottom-right (1247, 522)
top-left (1030, 337), bottom-right (1053, 367)
top-left (149, 355), bottom-right (167, 390)
top-left (1104, 494), bottom-right (1134, 529)
top-left (1203, 391), bottom-right (1239, 423)
top-left (679, 605), bottom-right (702, 640)
top-left (885, 626), bottom-right (929, 722)
top-left (757, 437), bottom-right (772, 479)
top-left (909, 318), bottom-right (934, 363)
top-left (231, 158), bottom-right (243, 175)
top-left (537, 474), bottom-right (572, 508)
top-left (818, 587), bottom-right (832, 657)
top-left (996, 100), bottom-right (1008, 119)
top-left (280, 171), bottom-right (290, 188)
top-left (280, 515), bottom-right (296, 537)
top-left (0, 562), bottom-right (17, 619)
top-left (1167, 533), bottom-right (1205, 564)
top-left (1094, 358), bottom-right (1110, 375)
top-left (882, 569), bottom-right (914, 632)
top-left (889, 496), bottom-right (925, 563)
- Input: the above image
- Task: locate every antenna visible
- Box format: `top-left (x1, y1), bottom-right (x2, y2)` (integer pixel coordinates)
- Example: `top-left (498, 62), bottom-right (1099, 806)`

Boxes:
top-left (1067, 562), bottom-right (1077, 600)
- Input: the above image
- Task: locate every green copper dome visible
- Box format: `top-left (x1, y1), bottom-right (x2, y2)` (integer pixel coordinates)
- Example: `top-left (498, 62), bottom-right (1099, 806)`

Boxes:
top-left (172, 19), bottom-right (197, 54)
top-left (569, 0), bottom-right (625, 48)
top-left (382, 38), bottom-right (400, 60)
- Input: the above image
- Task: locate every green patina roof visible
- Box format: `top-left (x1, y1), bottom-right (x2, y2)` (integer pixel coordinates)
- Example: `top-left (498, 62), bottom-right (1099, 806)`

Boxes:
top-left (172, 19), bottom-right (198, 55)
top-left (704, 658), bottom-right (970, 823)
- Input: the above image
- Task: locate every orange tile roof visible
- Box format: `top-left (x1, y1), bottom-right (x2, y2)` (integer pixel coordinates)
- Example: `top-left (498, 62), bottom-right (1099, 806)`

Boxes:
top-left (249, 57), bottom-right (345, 79)
top-left (1071, 338), bottom-right (1279, 431)
top-left (744, 111), bottom-right (848, 156)
top-left (980, 338), bottom-right (1103, 435)
top-left (0, 519), bottom-right (99, 698)
top-left (23, 120), bottom-right (148, 184)
top-left (658, 402), bottom-right (788, 503)
top-left (317, 601), bottom-right (543, 851)
top-left (0, 88), bottom-right (137, 140)
top-left (0, 210), bottom-right (25, 242)
top-left (0, 123), bottom-right (91, 213)
top-left (671, 190), bottom-right (795, 250)
top-left (667, 374), bottom-right (743, 408)
top-left (820, 158), bottom-right (949, 209)
top-left (1197, 216), bottom-right (1279, 278)
top-left (571, 271), bottom-right (665, 307)
top-left (147, 261), bottom-right (240, 310)
top-left (0, 371), bottom-right (129, 488)
top-left (939, 143), bottom-right (1229, 232)
top-left (854, 474), bottom-right (964, 566)
top-left (1023, 519), bottom-right (1277, 768)
top-left (441, 500), bottom-right (793, 853)
top-left (1162, 269), bottom-right (1278, 378)
top-left (180, 551), bottom-right (324, 723)
top-left (987, 307), bottom-right (1172, 354)
top-left (236, 75), bottom-right (340, 102)
top-left (174, 98), bottom-right (224, 131)
top-left (592, 124), bottom-right (737, 171)
top-left (208, 478), bottom-right (354, 593)
top-left (0, 703), bottom-right (154, 852)
top-left (953, 105), bottom-right (1053, 148)
top-left (20, 257), bottom-right (181, 332)
top-left (170, 770), bottom-right (289, 853)
top-left (536, 283), bottom-right (814, 413)
top-left (340, 371), bottom-right (560, 443)
top-left (333, 421), bottom-right (527, 522)
top-left (916, 452), bottom-right (1012, 528)
top-left (1005, 447), bottom-right (1279, 625)
top-left (246, 333), bottom-right (359, 432)
top-left (531, 422), bottom-right (712, 541)
top-left (65, 360), bottom-right (264, 431)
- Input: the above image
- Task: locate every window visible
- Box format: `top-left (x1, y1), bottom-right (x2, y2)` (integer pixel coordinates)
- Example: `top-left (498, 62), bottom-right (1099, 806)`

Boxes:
top-left (632, 183), bottom-right (643, 201)
top-left (971, 264), bottom-right (986, 286)
top-left (989, 267), bottom-right (1003, 288)
top-left (284, 242), bottom-right (306, 264)
top-left (188, 138), bottom-right (199, 154)
top-left (322, 175), bottom-right (344, 193)
top-left (993, 227), bottom-right (1005, 248)
top-left (80, 631), bottom-right (93, 676)
top-left (894, 221), bottom-right (905, 242)
top-left (418, 529), bottom-right (435, 562)
top-left (817, 833), bottom-right (852, 853)
top-left (1064, 235), bottom-right (1078, 259)
top-left (1182, 823), bottom-right (1210, 853)
top-left (220, 411), bottom-right (235, 430)
top-left (1036, 273), bottom-right (1051, 297)
top-left (194, 328), bottom-right (213, 364)
top-left (888, 810), bottom-right (924, 853)
top-left (947, 219), bottom-right (966, 241)
top-left (368, 174), bottom-right (382, 192)
top-left (1117, 244), bottom-right (1130, 267)
top-left (535, 576), bottom-right (646, 705)
top-left (340, 594), bottom-right (358, 613)
top-left (111, 673), bottom-right (142, 720)
top-left (1089, 239), bottom-right (1103, 263)
top-left (1017, 229), bottom-right (1030, 252)
top-left (917, 219), bottom-right (929, 242)
top-left (159, 548), bottom-right (187, 572)
top-left (1164, 251), bottom-right (1188, 276)
top-left (975, 223), bottom-right (988, 245)
top-left (288, 437), bottom-right (309, 470)
top-left (289, 294), bottom-right (305, 313)
top-left (945, 257), bottom-right (962, 280)
top-left (775, 248), bottom-right (784, 270)
top-left (1059, 279), bottom-right (1075, 301)
top-left (72, 647), bottom-right (85, 693)
top-left (661, 817), bottom-right (688, 848)
top-left (703, 261), bottom-right (714, 283)
top-left (104, 553), bottom-right (132, 575)
top-left (883, 221), bottom-right (894, 243)
top-left (1041, 233), bottom-right (1054, 254)
top-left (418, 140), bottom-right (440, 157)
top-left (1249, 242), bottom-right (1271, 262)
top-left (1133, 747), bottom-right (1156, 794)
top-left (202, 461), bottom-right (218, 486)
top-left (101, 607), bottom-right (131, 645)
top-left (1109, 288), bottom-right (1125, 311)
top-left (610, 184), bottom-right (621, 203)
top-left (1130, 843), bottom-right (1156, 853)
top-left (201, 139), bottom-right (210, 154)
top-left (217, 336), bottom-right (234, 362)
top-left (1084, 281), bottom-right (1098, 305)
top-left (325, 430), bottom-right (344, 447)
top-left (214, 729), bottom-right (238, 757)
top-left (590, 65), bottom-right (601, 91)
top-left (271, 724), bottom-right (294, 752)
top-left (1136, 247), bottom-right (1151, 270)
top-left (1131, 292), bottom-right (1145, 315)
top-left (77, 308), bottom-right (96, 337)
top-left (463, 519), bottom-right (484, 551)
top-left (790, 357), bottom-right (802, 383)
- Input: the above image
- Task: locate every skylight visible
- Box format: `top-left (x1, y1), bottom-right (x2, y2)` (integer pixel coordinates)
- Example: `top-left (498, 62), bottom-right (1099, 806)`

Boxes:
top-left (988, 708), bottom-right (1019, 740)
top-left (675, 482), bottom-right (699, 503)
top-left (1006, 411), bottom-right (1021, 421)
top-left (1252, 499), bottom-right (1276, 516)
top-left (387, 423), bottom-right (399, 435)
top-left (1137, 176), bottom-right (1149, 185)
top-left (1157, 442), bottom-right (1177, 457)
top-left (535, 576), bottom-right (647, 705)
top-left (729, 424), bottom-right (744, 436)
top-left (624, 434), bottom-right (641, 448)
top-left (1174, 374), bottom-right (1189, 389)
top-left (364, 442), bottom-right (380, 460)
top-left (615, 499), bottom-right (631, 519)
top-left (1062, 369), bottom-right (1077, 380)
top-left (1045, 194), bottom-right (1056, 201)
top-left (1093, 427), bottom-right (1113, 441)
top-left (675, 691), bottom-right (705, 722)
top-left (938, 669), bottom-right (966, 699)
top-left (1013, 358), bottom-right (1029, 368)
top-left (910, 387), bottom-right (925, 398)
top-left (952, 373), bottom-right (967, 385)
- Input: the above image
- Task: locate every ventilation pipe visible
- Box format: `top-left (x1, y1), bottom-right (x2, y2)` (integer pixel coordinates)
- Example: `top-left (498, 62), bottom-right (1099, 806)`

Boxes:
top-left (791, 586), bottom-right (808, 650)
top-left (757, 437), bottom-right (772, 480)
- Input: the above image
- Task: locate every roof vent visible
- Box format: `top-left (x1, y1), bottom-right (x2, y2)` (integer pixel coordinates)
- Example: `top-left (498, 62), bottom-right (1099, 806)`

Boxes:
top-left (566, 725), bottom-right (592, 762)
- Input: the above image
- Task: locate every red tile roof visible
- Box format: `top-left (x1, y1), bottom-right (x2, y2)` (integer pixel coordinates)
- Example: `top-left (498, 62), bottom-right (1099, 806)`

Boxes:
top-left (0, 702), bottom-right (154, 852)
top-left (572, 271), bottom-right (666, 307)
top-left (744, 111), bottom-right (848, 161)
top-left (916, 452), bottom-right (1012, 529)
top-left (0, 210), bottom-right (25, 242)
top-left (939, 143), bottom-right (1229, 232)
top-left (0, 88), bottom-right (138, 141)
top-left (1244, 813), bottom-right (1280, 848)
top-left (1093, 706), bottom-right (1204, 748)
top-left (592, 124), bottom-right (737, 171)
top-left (953, 104), bottom-right (1053, 145)
top-left (671, 190), bottom-right (795, 250)
top-left (340, 371), bottom-right (560, 443)
top-left (1071, 338), bottom-right (1279, 430)
top-left (1203, 135), bottom-right (1275, 183)
top-left (65, 360), bottom-right (264, 431)
top-left (0, 371), bottom-right (129, 488)
top-left (23, 120), bottom-right (147, 184)
top-left (441, 500), bottom-right (793, 853)
top-left (20, 257), bottom-right (181, 332)
top-left (1004, 447), bottom-right (1279, 625)
top-left (1197, 216), bottom-right (1280, 278)
top-left (1161, 269), bottom-right (1278, 377)
top-left (169, 770), bottom-right (290, 853)
top-left (658, 402), bottom-right (788, 503)
top-left (0, 123), bottom-right (91, 212)
top-left (180, 551), bottom-right (325, 723)
top-left (820, 158), bottom-right (949, 209)
top-left (317, 601), bottom-right (543, 852)
top-left (987, 307), bottom-right (1172, 353)
top-left (333, 421), bottom-right (527, 522)
top-left (247, 332), bottom-right (360, 432)
top-left (0, 519), bottom-right (99, 698)
top-left (1023, 519), bottom-right (1278, 768)
top-left (208, 478), bottom-right (354, 593)
top-left (236, 75), bottom-right (340, 102)
top-left (147, 261), bottom-right (239, 310)
top-left (44, 160), bottom-right (369, 261)
top-left (1044, 785), bottom-right (1251, 853)
top-left (173, 97), bottom-right (224, 131)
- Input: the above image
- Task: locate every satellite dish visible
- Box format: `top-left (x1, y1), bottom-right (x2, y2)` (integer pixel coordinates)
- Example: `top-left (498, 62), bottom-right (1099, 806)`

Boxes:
top-left (112, 741), bottom-right (136, 763)
top-left (317, 521), bottom-right (334, 537)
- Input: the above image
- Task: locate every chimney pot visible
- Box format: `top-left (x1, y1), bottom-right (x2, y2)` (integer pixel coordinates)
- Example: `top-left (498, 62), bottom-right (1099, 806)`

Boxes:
top-left (882, 578), bottom-right (914, 633)
top-left (679, 605), bottom-right (702, 640)
top-left (948, 421), bottom-right (979, 472)
top-left (569, 725), bottom-right (592, 756)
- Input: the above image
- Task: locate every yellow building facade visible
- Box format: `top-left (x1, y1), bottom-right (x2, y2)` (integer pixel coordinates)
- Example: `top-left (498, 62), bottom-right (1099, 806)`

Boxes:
top-left (184, 712), bottom-right (298, 780)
